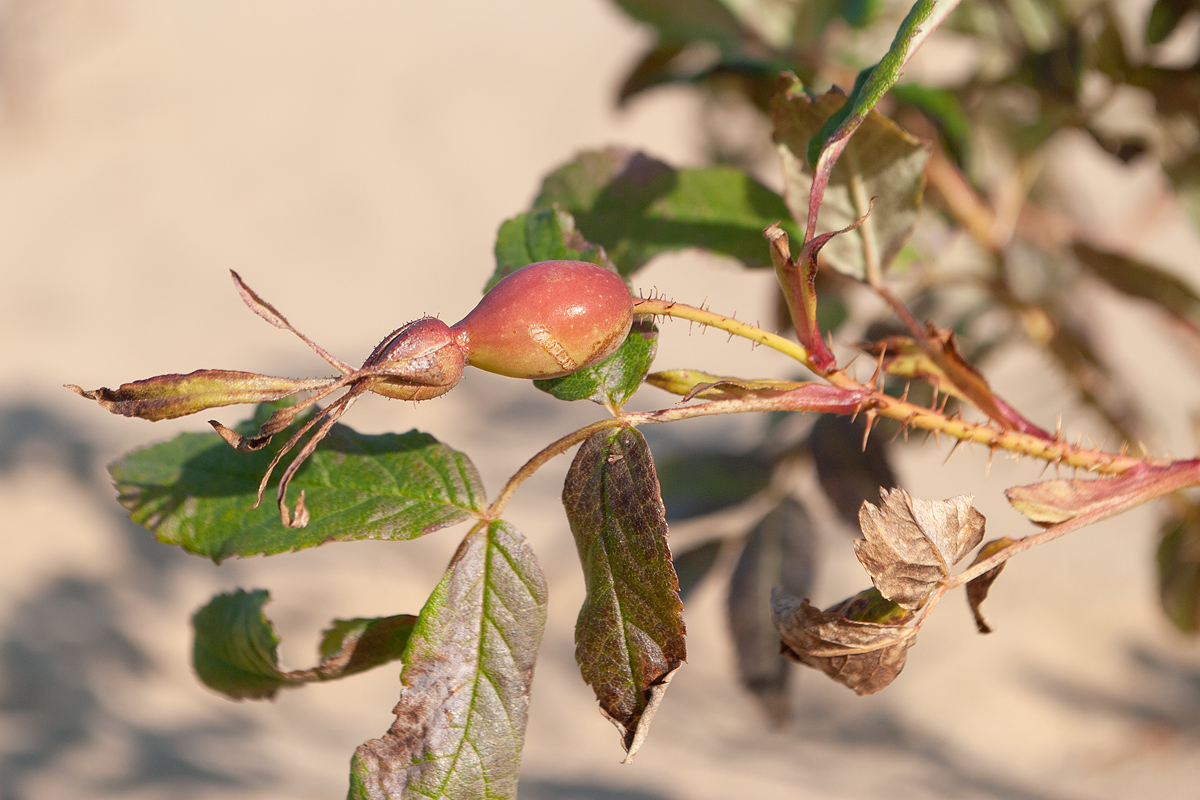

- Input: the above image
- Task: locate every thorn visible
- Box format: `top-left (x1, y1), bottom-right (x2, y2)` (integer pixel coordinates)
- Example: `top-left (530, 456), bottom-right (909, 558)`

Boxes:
top-left (869, 342), bottom-right (888, 387)
top-left (1119, 441), bottom-right (1128, 456)
top-left (938, 394), bottom-right (951, 414)
top-left (944, 438), bottom-right (964, 464)
top-left (899, 382), bottom-right (911, 404)
top-left (1055, 414), bottom-right (1063, 440)
top-left (986, 447), bottom-right (996, 478)
top-left (1038, 459), bottom-right (1052, 478)
top-left (929, 388), bottom-right (939, 410)
top-left (861, 410), bottom-right (878, 451)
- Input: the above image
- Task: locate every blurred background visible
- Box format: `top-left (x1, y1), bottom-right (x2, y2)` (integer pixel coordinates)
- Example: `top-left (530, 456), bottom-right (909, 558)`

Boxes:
top-left (1, 1), bottom-right (1198, 798)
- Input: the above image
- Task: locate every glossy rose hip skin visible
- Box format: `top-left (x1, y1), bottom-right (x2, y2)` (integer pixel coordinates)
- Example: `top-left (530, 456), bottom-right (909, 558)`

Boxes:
top-left (451, 260), bottom-right (633, 379)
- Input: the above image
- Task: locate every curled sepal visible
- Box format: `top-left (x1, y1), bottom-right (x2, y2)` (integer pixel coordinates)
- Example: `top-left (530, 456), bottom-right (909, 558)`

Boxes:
top-left (350, 521), bottom-right (548, 800)
top-left (854, 488), bottom-right (985, 608)
top-left (765, 219), bottom-right (868, 373)
top-left (772, 587), bottom-right (916, 696)
top-left (965, 537), bottom-right (1016, 634)
top-left (66, 371), bottom-right (333, 422)
top-left (192, 588), bottom-right (415, 701)
top-left (563, 426), bottom-right (686, 761)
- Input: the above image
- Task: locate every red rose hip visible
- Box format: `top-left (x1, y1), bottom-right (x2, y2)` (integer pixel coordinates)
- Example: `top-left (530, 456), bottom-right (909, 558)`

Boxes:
top-left (451, 260), bottom-right (633, 379)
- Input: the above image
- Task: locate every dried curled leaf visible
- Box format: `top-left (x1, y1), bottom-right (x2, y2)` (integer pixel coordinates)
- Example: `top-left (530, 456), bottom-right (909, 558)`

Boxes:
top-left (854, 488), bottom-right (985, 608)
top-left (965, 537), bottom-right (1016, 634)
top-left (772, 587), bottom-right (916, 696)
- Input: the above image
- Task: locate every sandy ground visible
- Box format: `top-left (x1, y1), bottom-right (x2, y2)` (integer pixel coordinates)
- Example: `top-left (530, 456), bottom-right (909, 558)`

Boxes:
top-left (1, 2), bottom-right (1199, 798)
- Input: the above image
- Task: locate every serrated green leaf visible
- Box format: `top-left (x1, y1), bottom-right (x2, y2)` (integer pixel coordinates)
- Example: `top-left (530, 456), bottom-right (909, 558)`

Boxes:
top-left (564, 427), bottom-right (685, 759)
top-left (533, 319), bottom-right (658, 407)
top-left (350, 520), bottom-right (547, 800)
top-left (110, 402), bottom-right (486, 562)
top-left (773, 82), bottom-right (931, 280)
top-left (534, 147), bottom-right (800, 275)
top-left (489, 207), bottom-right (610, 291)
top-left (192, 589), bottom-right (415, 701)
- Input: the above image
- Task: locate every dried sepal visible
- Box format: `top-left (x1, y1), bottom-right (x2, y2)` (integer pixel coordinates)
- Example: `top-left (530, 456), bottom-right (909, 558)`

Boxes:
top-left (66, 371), bottom-right (334, 422)
top-left (965, 537), bottom-right (1016, 634)
top-left (854, 488), bottom-right (985, 608)
top-left (772, 587), bottom-right (917, 696)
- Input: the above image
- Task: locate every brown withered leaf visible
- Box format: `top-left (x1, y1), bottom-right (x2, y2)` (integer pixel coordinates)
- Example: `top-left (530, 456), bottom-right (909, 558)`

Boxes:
top-left (854, 488), bottom-right (985, 608)
top-left (772, 587), bottom-right (916, 696)
top-left (646, 369), bottom-right (869, 412)
top-left (1006, 461), bottom-right (1200, 525)
top-left (965, 537), bottom-right (1016, 634)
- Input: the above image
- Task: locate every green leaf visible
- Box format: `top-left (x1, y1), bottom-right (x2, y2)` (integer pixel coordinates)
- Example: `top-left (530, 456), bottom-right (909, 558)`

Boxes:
top-left (489, 206), bottom-right (609, 291)
top-left (350, 520), bottom-right (548, 800)
top-left (110, 402), bottom-right (486, 562)
top-left (534, 147), bottom-right (800, 275)
top-left (890, 82), bottom-right (971, 166)
top-left (192, 589), bottom-right (415, 700)
top-left (1145, 0), bottom-right (1198, 46)
top-left (727, 498), bottom-right (817, 724)
top-left (1158, 511), bottom-right (1200, 633)
top-left (1165, 151), bottom-right (1200, 237)
top-left (610, 0), bottom-right (744, 46)
top-left (773, 79), bottom-right (931, 280)
top-left (533, 319), bottom-right (658, 407)
top-left (656, 450), bottom-right (770, 520)
top-left (1073, 242), bottom-right (1200, 334)
top-left (563, 427), bottom-right (686, 759)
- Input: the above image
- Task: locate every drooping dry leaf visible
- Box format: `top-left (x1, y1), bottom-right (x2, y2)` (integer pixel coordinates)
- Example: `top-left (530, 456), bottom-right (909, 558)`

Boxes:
top-left (772, 587), bottom-right (916, 696)
top-left (1006, 461), bottom-right (1200, 525)
top-left (965, 537), bottom-right (1016, 634)
top-left (854, 488), bottom-right (985, 608)
top-left (646, 368), bottom-right (869, 410)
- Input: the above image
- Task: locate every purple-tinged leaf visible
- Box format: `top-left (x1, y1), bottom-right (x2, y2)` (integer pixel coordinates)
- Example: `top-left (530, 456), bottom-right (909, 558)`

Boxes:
top-left (646, 368), bottom-right (869, 411)
top-left (854, 488), bottom-right (985, 608)
top-left (350, 521), bottom-right (547, 800)
top-left (773, 587), bottom-right (916, 696)
top-left (1006, 460), bottom-right (1200, 525)
top-left (965, 537), bottom-right (1015, 634)
top-left (192, 588), bottom-right (415, 701)
top-left (66, 371), bottom-right (332, 422)
top-left (727, 498), bottom-right (817, 724)
top-left (563, 427), bottom-right (686, 760)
